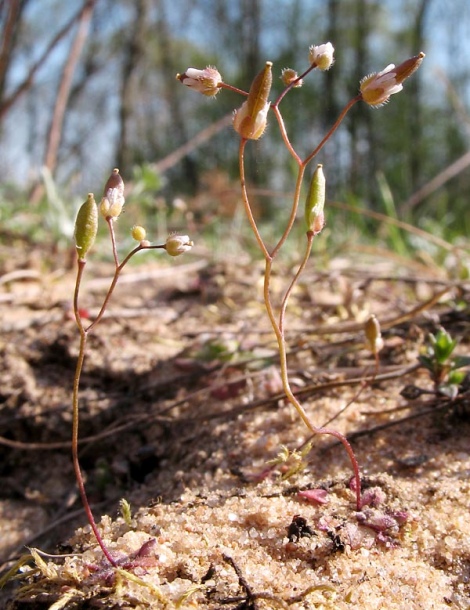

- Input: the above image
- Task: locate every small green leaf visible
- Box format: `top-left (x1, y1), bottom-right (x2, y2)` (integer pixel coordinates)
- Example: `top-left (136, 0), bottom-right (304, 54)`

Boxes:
top-left (452, 355), bottom-right (470, 370)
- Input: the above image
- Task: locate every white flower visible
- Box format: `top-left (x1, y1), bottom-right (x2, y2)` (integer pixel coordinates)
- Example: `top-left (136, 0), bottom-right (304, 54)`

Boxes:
top-left (176, 66), bottom-right (222, 97)
top-left (360, 65), bottom-right (403, 106)
top-left (100, 187), bottom-right (125, 219)
top-left (360, 53), bottom-right (425, 107)
top-left (165, 234), bottom-right (194, 257)
top-left (308, 42), bottom-right (335, 70)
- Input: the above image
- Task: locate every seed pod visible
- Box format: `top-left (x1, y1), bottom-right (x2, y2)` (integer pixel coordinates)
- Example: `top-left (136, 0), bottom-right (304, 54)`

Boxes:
top-left (233, 61), bottom-right (272, 140)
top-left (305, 164), bottom-right (326, 234)
top-left (365, 314), bottom-right (384, 355)
top-left (74, 193), bottom-right (98, 261)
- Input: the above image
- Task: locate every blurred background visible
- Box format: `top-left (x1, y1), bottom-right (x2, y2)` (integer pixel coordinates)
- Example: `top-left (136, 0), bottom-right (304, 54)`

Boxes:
top-left (0, 0), bottom-right (469, 267)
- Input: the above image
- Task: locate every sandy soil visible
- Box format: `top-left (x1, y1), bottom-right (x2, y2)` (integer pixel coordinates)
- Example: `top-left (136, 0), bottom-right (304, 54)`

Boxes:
top-left (0, 244), bottom-right (469, 609)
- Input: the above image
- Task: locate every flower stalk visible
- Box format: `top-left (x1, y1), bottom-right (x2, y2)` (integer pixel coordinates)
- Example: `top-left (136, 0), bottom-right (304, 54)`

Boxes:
top-left (72, 169), bottom-right (192, 564)
top-left (178, 48), bottom-right (424, 511)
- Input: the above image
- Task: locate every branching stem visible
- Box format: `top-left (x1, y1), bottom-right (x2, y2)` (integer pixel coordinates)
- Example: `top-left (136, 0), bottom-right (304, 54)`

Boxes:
top-left (72, 242), bottom-right (167, 565)
top-left (238, 94), bottom-right (363, 509)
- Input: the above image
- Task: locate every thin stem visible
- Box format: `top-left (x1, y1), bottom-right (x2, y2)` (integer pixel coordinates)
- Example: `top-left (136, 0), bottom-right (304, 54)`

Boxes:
top-left (279, 231), bottom-right (314, 334)
top-left (271, 165), bottom-right (305, 258)
top-left (218, 82), bottom-right (249, 97)
top-left (107, 218), bottom-right (120, 267)
top-left (238, 139), bottom-right (270, 260)
top-left (86, 244), bottom-right (147, 333)
top-left (273, 62), bottom-right (317, 107)
top-left (73, 260), bottom-right (117, 566)
top-left (271, 105), bottom-right (301, 164)
top-left (303, 95), bottom-right (361, 166)
top-left (238, 135), bottom-right (362, 509)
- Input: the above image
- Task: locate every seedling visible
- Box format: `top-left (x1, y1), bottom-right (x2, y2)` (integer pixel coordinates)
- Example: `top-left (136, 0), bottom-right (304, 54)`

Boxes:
top-left (72, 169), bottom-right (193, 565)
top-left (178, 47), bottom-right (425, 510)
top-left (419, 327), bottom-right (470, 398)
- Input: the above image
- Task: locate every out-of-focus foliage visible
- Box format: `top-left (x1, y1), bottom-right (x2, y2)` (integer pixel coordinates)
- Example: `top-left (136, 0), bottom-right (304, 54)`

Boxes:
top-left (0, 0), bottom-right (469, 249)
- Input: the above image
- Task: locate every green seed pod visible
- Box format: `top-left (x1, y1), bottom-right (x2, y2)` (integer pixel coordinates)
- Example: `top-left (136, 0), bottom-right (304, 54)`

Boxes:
top-left (305, 164), bottom-right (326, 234)
top-left (74, 193), bottom-right (98, 261)
top-left (248, 61), bottom-right (272, 119)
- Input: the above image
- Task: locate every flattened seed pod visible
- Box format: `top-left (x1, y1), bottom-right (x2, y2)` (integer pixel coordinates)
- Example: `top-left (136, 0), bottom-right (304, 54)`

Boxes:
top-left (74, 193), bottom-right (98, 261)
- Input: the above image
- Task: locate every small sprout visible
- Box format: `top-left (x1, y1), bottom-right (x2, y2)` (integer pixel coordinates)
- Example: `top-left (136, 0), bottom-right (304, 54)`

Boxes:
top-left (365, 314), bottom-right (384, 356)
top-left (74, 193), bottom-right (98, 261)
top-left (308, 42), bottom-right (335, 70)
top-left (165, 234), bottom-right (194, 257)
top-left (281, 68), bottom-right (303, 88)
top-left (304, 164), bottom-right (326, 235)
top-left (233, 61), bottom-right (272, 140)
top-left (120, 498), bottom-right (132, 526)
top-left (131, 225), bottom-right (147, 242)
top-left (176, 66), bottom-right (222, 97)
top-left (419, 327), bottom-right (470, 395)
top-left (287, 515), bottom-right (316, 543)
top-left (360, 52), bottom-right (425, 107)
top-left (267, 441), bottom-right (313, 480)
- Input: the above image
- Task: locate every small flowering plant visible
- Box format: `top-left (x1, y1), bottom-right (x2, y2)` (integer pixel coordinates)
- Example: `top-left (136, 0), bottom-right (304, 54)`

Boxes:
top-left (177, 47), bottom-right (424, 510)
top-left (73, 169), bottom-right (193, 565)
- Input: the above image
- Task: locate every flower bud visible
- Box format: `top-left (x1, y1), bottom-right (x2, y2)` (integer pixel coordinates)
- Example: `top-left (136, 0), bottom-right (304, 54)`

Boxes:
top-left (131, 225), bottom-right (147, 242)
top-left (176, 66), bottom-right (222, 97)
top-left (103, 168), bottom-right (124, 199)
top-left (305, 164), bottom-right (326, 235)
top-left (165, 234), bottom-right (194, 257)
top-left (74, 194), bottom-right (98, 261)
top-left (100, 169), bottom-right (125, 220)
top-left (360, 52), bottom-right (425, 107)
top-left (308, 43), bottom-right (335, 70)
top-left (281, 68), bottom-right (303, 88)
top-left (233, 61), bottom-right (272, 140)
top-left (365, 314), bottom-right (384, 355)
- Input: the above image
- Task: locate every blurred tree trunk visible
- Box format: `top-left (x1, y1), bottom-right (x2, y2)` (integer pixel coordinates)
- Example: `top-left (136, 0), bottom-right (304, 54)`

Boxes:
top-left (239, 0), bottom-right (261, 184)
top-left (240, 0), bottom-right (261, 82)
top-left (348, 0), bottom-right (374, 203)
top-left (408, 0), bottom-right (431, 192)
top-left (29, 0), bottom-right (96, 203)
top-left (323, 0), bottom-right (341, 186)
top-left (116, 0), bottom-right (149, 173)
top-left (154, 0), bottom-right (197, 188)
top-left (0, 0), bottom-right (29, 103)
top-left (0, 0), bottom-right (81, 122)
